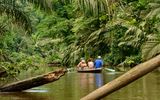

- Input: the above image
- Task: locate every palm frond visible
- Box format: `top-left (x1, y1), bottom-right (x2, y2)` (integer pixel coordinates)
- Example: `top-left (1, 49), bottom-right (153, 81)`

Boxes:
top-left (37, 38), bottom-right (62, 47)
top-left (0, 0), bottom-right (52, 11)
top-left (142, 34), bottom-right (160, 60)
top-left (85, 27), bottom-right (110, 46)
top-left (0, 23), bottom-right (7, 36)
top-left (85, 29), bottom-right (102, 45)
top-left (108, 18), bottom-right (145, 48)
top-left (0, 0), bottom-right (53, 32)
top-left (146, 2), bottom-right (160, 19)
top-left (62, 44), bottom-right (81, 66)
top-left (146, 8), bottom-right (160, 19)
top-left (76, 0), bottom-right (121, 17)
top-left (0, 3), bottom-right (32, 32)
top-left (22, 0), bottom-right (52, 11)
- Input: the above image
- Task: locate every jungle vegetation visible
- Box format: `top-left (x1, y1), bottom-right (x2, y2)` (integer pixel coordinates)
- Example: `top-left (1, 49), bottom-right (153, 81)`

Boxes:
top-left (1, 0), bottom-right (160, 78)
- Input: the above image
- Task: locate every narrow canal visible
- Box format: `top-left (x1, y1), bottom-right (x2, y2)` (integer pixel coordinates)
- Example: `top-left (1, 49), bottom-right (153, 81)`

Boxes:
top-left (0, 71), bottom-right (160, 100)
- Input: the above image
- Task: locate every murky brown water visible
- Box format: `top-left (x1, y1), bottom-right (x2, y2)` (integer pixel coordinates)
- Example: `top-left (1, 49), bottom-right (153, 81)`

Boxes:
top-left (0, 71), bottom-right (160, 100)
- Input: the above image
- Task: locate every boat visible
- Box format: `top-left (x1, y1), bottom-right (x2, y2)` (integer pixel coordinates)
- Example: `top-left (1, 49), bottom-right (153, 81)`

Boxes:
top-left (77, 68), bottom-right (102, 73)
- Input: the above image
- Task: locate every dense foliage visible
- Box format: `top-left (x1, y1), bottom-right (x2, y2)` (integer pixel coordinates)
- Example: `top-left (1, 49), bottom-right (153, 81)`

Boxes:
top-left (1, 0), bottom-right (160, 77)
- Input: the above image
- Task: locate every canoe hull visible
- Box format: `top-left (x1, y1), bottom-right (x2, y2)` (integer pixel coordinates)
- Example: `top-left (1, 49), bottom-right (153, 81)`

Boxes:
top-left (77, 68), bottom-right (102, 73)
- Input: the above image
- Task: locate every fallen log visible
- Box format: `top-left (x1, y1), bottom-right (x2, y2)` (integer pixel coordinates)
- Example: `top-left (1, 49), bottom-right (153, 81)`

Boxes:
top-left (0, 68), bottom-right (67, 92)
top-left (81, 54), bottom-right (160, 100)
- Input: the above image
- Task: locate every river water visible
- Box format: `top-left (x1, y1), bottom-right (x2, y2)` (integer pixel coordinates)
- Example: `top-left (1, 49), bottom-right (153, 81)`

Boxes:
top-left (0, 71), bottom-right (160, 100)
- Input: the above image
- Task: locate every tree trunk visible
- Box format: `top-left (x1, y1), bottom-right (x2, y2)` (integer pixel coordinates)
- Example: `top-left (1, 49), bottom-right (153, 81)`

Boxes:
top-left (81, 54), bottom-right (160, 100)
top-left (0, 68), bottom-right (66, 92)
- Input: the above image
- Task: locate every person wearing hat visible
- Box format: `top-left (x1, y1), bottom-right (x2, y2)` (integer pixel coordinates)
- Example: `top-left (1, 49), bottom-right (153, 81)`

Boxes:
top-left (94, 56), bottom-right (103, 69)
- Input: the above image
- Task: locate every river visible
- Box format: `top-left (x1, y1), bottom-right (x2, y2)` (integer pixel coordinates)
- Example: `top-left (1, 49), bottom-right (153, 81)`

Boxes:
top-left (0, 70), bottom-right (160, 100)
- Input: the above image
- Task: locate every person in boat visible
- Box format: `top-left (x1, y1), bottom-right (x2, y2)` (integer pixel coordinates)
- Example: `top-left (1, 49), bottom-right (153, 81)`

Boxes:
top-left (77, 59), bottom-right (87, 69)
top-left (87, 58), bottom-right (94, 69)
top-left (94, 56), bottom-right (103, 69)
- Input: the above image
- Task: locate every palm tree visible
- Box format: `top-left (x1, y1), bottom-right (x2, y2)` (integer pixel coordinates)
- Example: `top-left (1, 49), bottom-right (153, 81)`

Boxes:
top-left (0, 0), bottom-right (52, 32)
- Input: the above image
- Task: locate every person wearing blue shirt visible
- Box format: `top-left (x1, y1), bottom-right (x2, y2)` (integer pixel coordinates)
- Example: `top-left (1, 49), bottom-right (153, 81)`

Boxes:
top-left (94, 56), bottom-right (103, 69)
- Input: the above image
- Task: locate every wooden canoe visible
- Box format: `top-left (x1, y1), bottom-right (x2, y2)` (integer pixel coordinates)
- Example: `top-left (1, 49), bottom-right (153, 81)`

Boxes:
top-left (77, 68), bottom-right (102, 73)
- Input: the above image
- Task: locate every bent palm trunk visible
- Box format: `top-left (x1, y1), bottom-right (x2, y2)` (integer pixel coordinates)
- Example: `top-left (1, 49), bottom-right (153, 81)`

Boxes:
top-left (0, 68), bottom-right (66, 92)
top-left (81, 54), bottom-right (160, 100)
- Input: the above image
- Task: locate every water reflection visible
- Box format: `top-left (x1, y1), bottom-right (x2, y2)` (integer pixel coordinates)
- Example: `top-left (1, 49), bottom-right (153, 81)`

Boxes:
top-left (95, 73), bottom-right (103, 87)
top-left (24, 88), bottom-right (48, 93)
top-left (0, 92), bottom-right (47, 100)
top-left (0, 71), bottom-right (160, 100)
top-left (104, 71), bottom-right (160, 100)
top-left (78, 73), bottom-right (95, 91)
top-left (78, 73), bottom-right (104, 89)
